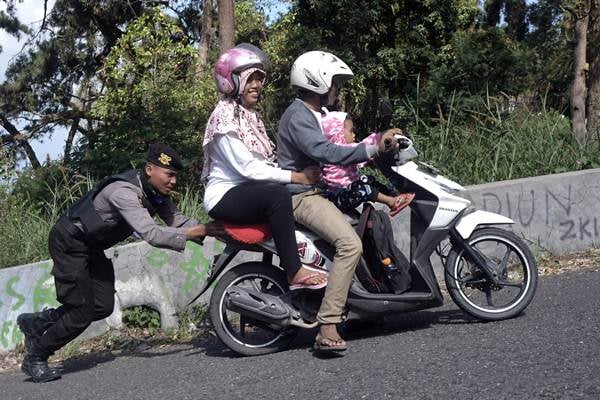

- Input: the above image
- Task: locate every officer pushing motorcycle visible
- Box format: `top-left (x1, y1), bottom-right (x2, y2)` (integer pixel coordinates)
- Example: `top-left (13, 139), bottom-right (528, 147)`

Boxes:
top-left (17, 144), bottom-right (222, 383)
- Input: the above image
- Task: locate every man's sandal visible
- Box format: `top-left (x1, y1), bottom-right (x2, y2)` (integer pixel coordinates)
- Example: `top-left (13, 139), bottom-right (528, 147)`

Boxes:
top-left (289, 273), bottom-right (328, 291)
top-left (313, 333), bottom-right (347, 353)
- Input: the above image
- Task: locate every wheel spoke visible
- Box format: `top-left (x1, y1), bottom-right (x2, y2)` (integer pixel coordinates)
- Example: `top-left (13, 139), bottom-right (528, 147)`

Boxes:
top-left (447, 229), bottom-right (537, 320)
top-left (485, 285), bottom-right (494, 307)
top-left (497, 280), bottom-right (523, 288)
top-left (498, 247), bottom-right (512, 275)
top-left (218, 269), bottom-right (293, 351)
top-left (239, 315), bottom-right (246, 337)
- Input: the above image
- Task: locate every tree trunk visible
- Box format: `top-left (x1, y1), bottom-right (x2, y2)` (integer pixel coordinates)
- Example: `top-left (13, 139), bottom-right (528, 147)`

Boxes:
top-left (63, 117), bottom-right (80, 165)
top-left (218, 0), bottom-right (234, 54)
top-left (198, 0), bottom-right (213, 68)
top-left (0, 114), bottom-right (41, 169)
top-left (571, 2), bottom-right (590, 144)
top-left (587, 0), bottom-right (600, 142)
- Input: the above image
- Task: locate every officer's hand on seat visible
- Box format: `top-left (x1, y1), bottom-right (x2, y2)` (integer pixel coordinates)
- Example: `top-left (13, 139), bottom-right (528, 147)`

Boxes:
top-left (186, 222), bottom-right (226, 244)
top-left (203, 221), bottom-right (226, 238)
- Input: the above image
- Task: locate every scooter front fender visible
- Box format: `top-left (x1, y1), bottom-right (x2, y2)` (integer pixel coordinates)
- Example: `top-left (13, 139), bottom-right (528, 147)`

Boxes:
top-left (455, 210), bottom-right (514, 239)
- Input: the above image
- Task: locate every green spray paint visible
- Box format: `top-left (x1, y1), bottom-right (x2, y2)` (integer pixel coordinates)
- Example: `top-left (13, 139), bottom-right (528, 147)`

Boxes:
top-left (6, 276), bottom-right (25, 311)
top-left (0, 321), bottom-right (10, 348)
top-left (147, 248), bottom-right (170, 269)
top-left (11, 321), bottom-right (23, 344)
top-left (33, 271), bottom-right (58, 312)
top-left (0, 321), bottom-right (24, 349)
top-left (178, 242), bottom-right (211, 294)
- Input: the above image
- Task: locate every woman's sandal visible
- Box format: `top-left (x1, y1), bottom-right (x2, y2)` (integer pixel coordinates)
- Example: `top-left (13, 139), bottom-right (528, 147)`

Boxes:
top-left (389, 193), bottom-right (415, 217)
top-left (313, 333), bottom-right (347, 353)
top-left (289, 273), bottom-right (328, 291)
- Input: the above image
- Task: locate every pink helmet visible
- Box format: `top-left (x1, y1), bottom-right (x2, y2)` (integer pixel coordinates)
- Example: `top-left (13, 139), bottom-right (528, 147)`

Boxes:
top-left (214, 44), bottom-right (270, 96)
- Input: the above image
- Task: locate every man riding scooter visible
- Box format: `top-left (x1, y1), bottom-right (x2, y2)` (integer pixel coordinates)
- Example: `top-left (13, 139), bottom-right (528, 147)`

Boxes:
top-left (277, 50), bottom-right (400, 353)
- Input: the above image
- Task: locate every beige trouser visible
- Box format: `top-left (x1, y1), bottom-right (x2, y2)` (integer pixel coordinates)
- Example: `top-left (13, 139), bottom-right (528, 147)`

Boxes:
top-left (292, 190), bottom-right (362, 324)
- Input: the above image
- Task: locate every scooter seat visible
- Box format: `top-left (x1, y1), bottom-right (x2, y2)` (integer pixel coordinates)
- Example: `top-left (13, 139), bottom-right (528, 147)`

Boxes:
top-left (222, 222), bottom-right (271, 244)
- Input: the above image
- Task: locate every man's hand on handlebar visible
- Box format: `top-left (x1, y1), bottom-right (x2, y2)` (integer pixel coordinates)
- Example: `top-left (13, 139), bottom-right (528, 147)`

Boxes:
top-left (378, 128), bottom-right (403, 153)
top-left (292, 165), bottom-right (322, 185)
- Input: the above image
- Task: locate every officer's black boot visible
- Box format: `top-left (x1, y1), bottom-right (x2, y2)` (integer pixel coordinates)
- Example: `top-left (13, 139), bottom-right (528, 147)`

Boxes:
top-left (21, 339), bottom-right (62, 384)
top-left (17, 308), bottom-right (62, 353)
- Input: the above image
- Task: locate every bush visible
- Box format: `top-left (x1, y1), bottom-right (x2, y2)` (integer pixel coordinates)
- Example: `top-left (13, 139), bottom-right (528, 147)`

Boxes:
top-left (122, 305), bottom-right (161, 333)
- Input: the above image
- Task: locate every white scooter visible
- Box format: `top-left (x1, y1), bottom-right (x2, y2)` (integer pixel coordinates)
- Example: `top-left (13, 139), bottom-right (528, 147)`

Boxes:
top-left (191, 135), bottom-right (538, 356)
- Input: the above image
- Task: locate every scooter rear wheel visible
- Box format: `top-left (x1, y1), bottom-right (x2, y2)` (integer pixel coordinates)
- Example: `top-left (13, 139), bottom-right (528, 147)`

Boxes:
top-left (444, 227), bottom-right (538, 321)
top-left (209, 262), bottom-right (299, 356)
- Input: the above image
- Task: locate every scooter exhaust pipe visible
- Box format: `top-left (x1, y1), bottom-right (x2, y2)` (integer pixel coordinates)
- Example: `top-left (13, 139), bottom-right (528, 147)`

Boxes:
top-left (224, 287), bottom-right (291, 327)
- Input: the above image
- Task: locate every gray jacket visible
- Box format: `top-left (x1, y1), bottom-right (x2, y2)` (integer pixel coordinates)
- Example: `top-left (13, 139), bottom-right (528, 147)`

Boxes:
top-left (277, 99), bottom-right (377, 194)
top-left (91, 179), bottom-right (196, 251)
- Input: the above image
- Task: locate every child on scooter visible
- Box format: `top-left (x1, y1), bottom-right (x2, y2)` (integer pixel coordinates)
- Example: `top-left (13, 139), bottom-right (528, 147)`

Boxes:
top-left (321, 109), bottom-right (414, 216)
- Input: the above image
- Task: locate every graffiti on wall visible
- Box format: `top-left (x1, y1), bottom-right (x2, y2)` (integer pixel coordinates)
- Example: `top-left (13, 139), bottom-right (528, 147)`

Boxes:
top-left (1, 263), bottom-right (58, 350)
top-left (146, 239), bottom-right (225, 293)
top-left (476, 184), bottom-right (598, 242)
top-left (1, 238), bottom-right (227, 351)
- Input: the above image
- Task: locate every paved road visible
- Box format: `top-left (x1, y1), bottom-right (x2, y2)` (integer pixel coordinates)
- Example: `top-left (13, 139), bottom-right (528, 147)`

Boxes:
top-left (1, 268), bottom-right (599, 400)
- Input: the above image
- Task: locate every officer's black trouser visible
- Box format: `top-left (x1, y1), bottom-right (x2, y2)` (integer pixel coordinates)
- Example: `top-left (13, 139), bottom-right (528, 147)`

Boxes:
top-left (35, 219), bottom-right (116, 357)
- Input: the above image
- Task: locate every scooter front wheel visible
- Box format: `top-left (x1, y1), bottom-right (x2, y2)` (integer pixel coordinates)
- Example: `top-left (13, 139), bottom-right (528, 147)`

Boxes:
top-left (209, 262), bottom-right (299, 356)
top-left (444, 227), bottom-right (538, 321)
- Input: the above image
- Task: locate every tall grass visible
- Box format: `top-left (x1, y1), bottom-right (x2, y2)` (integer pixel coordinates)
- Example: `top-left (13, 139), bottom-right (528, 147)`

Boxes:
top-left (0, 198), bottom-right (54, 268)
top-left (0, 177), bottom-right (207, 269)
top-left (0, 169), bottom-right (93, 269)
top-left (404, 96), bottom-right (597, 185)
top-left (171, 185), bottom-right (210, 223)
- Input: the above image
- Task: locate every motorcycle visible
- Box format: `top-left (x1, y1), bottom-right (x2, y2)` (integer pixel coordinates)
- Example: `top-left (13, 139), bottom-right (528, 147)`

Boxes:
top-left (190, 135), bottom-right (538, 356)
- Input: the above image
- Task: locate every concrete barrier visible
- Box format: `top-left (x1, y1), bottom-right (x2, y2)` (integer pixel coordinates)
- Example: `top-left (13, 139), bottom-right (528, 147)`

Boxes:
top-left (1, 167), bottom-right (599, 353)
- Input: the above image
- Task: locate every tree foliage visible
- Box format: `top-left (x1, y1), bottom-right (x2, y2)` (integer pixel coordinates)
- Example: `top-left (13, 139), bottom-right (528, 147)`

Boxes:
top-left (87, 9), bottom-right (217, 179)
top-left (0, 0), bottom-right (598, 185)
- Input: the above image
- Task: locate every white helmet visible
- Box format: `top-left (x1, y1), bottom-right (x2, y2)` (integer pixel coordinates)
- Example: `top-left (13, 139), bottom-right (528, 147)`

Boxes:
top-left (290, 51), bottom-right (354, 95)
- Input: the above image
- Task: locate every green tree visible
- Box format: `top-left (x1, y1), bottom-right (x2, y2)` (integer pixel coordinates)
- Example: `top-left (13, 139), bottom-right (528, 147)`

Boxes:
top-left (89, 9), bottom-right (217, 180)
top-left (263, 0), bottom-right (480, 132)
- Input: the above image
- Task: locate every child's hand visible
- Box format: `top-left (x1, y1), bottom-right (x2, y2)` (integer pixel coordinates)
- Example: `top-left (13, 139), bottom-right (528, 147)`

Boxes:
top-left (378, 128), bottom-right (402, 153)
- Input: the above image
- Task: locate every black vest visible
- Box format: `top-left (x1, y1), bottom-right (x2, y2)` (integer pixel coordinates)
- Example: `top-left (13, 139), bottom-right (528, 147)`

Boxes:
top-left (66, 169), bottom-right (161, 249)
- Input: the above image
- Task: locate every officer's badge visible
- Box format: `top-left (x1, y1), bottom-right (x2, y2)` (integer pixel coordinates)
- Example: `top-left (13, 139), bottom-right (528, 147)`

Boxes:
top-left (158, 153), bottom-right (172, 166)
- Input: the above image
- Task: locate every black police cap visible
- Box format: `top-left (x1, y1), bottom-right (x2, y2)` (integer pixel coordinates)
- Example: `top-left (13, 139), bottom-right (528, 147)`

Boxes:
top-left (146, 144), bottom-right (183, 171)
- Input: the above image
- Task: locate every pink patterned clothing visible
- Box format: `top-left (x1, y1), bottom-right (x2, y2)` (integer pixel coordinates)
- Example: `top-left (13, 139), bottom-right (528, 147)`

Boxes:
top-left (321, 111), bottom-right (380, 190)
top-left (201, 95), bottom-right (275, 183)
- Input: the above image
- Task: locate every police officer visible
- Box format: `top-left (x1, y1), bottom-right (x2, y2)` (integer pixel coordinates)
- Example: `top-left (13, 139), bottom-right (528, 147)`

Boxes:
top-left (16, 144), bottom-right (221, 383)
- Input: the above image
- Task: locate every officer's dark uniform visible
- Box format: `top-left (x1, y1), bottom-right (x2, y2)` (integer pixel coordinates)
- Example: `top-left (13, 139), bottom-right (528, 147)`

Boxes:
top-left (17, 145), bottom-right (198, 383)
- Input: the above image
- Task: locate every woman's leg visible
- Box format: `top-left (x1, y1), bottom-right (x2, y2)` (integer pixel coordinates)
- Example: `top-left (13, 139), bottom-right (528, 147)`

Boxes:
top-left (209, 183), bottom-right (325, 285)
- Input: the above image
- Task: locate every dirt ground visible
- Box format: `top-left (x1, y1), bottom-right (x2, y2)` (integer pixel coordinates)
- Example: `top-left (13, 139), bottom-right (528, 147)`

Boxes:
top-left (2, 247), bottom-right (599, 373)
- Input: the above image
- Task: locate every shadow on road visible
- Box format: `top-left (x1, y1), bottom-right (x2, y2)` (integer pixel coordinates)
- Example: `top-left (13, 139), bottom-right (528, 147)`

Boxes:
top-left (54, 307), bottom-right (514, 373)
top-left (59, 343), bottom-right (193, 375)
top-left (188, 307), bottom-right (485, 359)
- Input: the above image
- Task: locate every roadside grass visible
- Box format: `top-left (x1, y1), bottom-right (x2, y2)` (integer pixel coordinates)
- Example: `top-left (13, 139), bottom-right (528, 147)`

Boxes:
top-left (406, 104), bottom-right (599, 186)
top-left (0, 182), bottom-right (206, 269)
